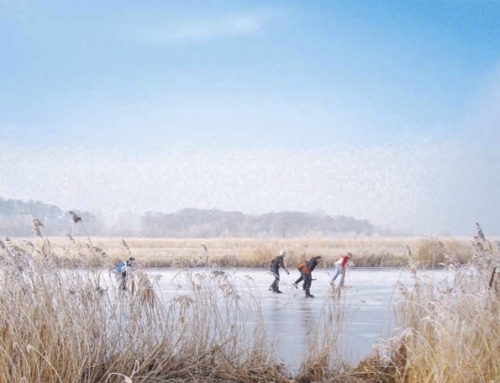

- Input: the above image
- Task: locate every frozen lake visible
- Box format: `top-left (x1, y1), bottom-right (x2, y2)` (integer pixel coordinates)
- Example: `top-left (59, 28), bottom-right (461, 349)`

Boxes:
top-left (137, 266), bottom-right (448, 371)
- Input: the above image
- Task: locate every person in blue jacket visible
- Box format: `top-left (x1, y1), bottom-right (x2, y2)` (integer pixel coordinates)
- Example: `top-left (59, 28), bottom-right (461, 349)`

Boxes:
top-left (116, 257), bottom-right (135, 290)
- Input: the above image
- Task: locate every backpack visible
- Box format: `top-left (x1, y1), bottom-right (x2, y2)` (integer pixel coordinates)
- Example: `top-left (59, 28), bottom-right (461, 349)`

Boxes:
top-left (297, 261), bottom-right (307, 271)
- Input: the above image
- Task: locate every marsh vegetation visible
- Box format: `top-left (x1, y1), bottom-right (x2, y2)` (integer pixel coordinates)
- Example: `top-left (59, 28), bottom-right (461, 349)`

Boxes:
top-left (0, 218), bottom-right (499, 382)
top-left (15, 233), bottom-right (482, 270)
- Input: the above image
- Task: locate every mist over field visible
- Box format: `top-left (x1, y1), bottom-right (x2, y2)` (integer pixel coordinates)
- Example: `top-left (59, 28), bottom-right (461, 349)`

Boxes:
top-left (0, 120), bottom-right (498, 237)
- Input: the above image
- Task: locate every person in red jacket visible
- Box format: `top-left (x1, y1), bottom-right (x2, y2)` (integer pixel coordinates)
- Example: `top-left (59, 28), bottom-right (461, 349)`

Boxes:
top-left (330, 252), bottom-right (351, 287)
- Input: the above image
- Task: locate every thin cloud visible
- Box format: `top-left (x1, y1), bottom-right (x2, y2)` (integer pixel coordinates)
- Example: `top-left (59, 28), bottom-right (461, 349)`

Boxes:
top-left (135, 13), bottom-right (269, 42)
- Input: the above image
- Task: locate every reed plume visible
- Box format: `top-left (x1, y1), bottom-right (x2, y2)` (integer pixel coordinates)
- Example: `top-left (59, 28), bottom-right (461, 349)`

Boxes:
top-left (32, 216), bottom-right (44, 238)
top-left (68, 210), bottom-right (81, 223)
top-left (121, 239), bottom-right (133, 259)
top-left (68, 210), bottom-right (97, 258)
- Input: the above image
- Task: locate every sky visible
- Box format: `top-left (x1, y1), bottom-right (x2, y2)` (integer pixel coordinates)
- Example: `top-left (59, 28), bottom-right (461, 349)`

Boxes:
top-left (0, 0), bottom-right (499, 236)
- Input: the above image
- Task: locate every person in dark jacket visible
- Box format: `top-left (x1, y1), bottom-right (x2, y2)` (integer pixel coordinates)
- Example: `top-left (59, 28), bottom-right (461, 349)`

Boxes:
top-left (293, 259), bottom-right (308, 290)
top-left (301, 255), bottom-right (322, 298)
top-left (269, 250), bottom-right (289, 293)
top-left (294, 255), bottom-right (322, 291)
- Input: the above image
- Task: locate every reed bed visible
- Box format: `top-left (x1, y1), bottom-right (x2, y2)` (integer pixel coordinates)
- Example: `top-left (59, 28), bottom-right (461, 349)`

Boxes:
top-left (11, 235), bottom-right (482, 269)
top-left (0, 239), bottom-right (291, 383)
top-left (351, 227), bottom-right (500, 383)
top-left (0, 234), bottom-right (357, 383)
top-left (1, 219), bottom-right (499, 382)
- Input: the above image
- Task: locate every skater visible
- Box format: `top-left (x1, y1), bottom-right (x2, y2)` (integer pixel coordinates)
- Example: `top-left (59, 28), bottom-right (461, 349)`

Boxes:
top-left (293, 259), bottom-right (308, 290)
top-left (116, 256), bottom-right (136, 290)
top-left (293, 255), bottom-right (321, 290)
top-left (299, 255), bottom-right (321, 298)
top-left (331, 252), bottom-right (351, 287)
top-left (269, 250), bottom-right (289, 293)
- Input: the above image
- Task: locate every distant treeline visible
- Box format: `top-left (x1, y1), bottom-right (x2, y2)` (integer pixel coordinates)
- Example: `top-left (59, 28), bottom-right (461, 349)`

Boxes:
top-left (0, 198), bottom-right (98, 237)
top-left (0, 198), bottom-right (377, 237)
top-left (141, 209), bottom-right (375, 237)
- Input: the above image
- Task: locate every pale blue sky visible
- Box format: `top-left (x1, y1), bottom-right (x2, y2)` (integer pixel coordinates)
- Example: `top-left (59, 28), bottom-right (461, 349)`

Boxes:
top-left (1, 1), bottom-right (499, 235)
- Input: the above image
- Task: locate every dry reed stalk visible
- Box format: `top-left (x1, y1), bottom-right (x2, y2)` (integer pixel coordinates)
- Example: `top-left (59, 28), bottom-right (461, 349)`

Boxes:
top-left (297, 296), bottom-right (350, 382)
top-left (68, 211), bottom-right (100, 259)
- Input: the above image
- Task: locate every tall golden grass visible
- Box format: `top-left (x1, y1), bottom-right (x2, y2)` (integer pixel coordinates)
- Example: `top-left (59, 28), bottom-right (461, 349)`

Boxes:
top-left (351, 224), bottom-right (500, 383)
top-left (10, 235), bottom-right (481, 269)
top-left (1, 219), bottom-right (499, 382)
top-left (0, 241), bottom-right (291, 382)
